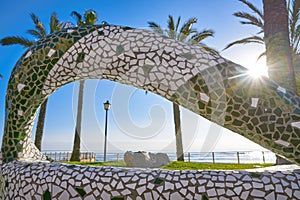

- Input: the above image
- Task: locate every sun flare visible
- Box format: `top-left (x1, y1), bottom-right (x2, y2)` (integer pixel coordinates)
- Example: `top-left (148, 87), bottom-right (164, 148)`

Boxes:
top-left (248, 65), bottom-right (269, 78)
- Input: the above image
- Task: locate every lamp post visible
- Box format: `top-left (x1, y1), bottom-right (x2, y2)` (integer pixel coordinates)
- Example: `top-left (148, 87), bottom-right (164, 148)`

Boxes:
top-left (103, 100), bottom-right (111, 162)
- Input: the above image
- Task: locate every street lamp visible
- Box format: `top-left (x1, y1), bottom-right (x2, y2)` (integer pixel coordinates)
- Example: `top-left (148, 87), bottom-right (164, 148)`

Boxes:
top-left (103, 100), bottom-right (111, 162)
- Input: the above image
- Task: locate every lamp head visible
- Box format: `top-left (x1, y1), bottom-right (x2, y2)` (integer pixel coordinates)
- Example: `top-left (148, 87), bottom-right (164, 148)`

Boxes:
top-left (103, 100), bottom-right (111, 110)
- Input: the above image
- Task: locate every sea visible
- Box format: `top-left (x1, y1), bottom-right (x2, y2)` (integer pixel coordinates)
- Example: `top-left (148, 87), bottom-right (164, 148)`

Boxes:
top-left (43, 150), bottom-right (276, 164)
top-left (94, 151), bottom-right (276, 163)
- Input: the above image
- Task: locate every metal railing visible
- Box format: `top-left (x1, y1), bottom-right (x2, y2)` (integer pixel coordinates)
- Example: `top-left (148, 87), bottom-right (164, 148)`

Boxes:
top-left (44, 152), bottom-right (96, 162)
top-left (43, 151), bottom-right (275, 164)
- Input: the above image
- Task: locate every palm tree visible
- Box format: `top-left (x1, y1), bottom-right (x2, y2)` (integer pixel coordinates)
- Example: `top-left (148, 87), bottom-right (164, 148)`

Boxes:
top-left (263, 0), bottom-right (297, 165)
top-left (148, 15), bottom-right (217, 161)
top-left (288, 0), bottom-right (300, 74)
top-left (263, 0), bottom-right (297, 93)
top-left (0, 13), bottom-right (65, 150)
top-left (70, 10), bottom-right (98, 161)
top-left (289, 0), bottom-right (300, 56)
top-left (226, 0), bottom-right (297, 164)
top-left (224, 0), bottom-right (300, 62)
top-left (224, 0), bottom-right (265, 59)
top-left (224, 0), bottom-right (300, 92)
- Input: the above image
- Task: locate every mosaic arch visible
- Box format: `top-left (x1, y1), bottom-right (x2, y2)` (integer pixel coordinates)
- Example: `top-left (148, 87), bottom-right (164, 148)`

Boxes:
top-left (2, 24), bottom-right (300, 164)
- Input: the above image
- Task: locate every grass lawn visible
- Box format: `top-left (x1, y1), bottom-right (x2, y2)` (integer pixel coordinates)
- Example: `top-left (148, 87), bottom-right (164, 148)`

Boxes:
top-left (63, 161), bottom-right (274, 170)
top-left (162, 161), bottom-right (274, 170)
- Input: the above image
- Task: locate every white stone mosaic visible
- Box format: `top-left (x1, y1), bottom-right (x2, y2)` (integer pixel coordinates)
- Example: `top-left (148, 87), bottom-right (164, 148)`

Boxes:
top-left (2, 24), bottom-right (300, 198)
top-left (1, 161), bottom-right (300, 199)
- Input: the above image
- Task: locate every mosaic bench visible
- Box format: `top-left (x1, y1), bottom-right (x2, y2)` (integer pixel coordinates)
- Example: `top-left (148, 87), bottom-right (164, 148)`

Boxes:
top-left (1, 24), bottom-right (300, 199)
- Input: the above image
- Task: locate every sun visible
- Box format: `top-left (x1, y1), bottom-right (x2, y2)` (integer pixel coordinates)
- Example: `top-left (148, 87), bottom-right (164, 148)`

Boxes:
top-left (247, 65), bottom-right (269, 78)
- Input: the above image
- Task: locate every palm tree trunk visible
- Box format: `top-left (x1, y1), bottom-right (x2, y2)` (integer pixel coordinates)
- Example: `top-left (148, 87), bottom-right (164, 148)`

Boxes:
top-left (173, 103), bottom-right (184, 161)
top-left (34, 99), bottom-right (48, 150)
top-left (70, 80), bottom-right (85, 161)
top-left (263, 0), bottom-right (295, 165)
top-left (263, 0), bottom-right (297, 93)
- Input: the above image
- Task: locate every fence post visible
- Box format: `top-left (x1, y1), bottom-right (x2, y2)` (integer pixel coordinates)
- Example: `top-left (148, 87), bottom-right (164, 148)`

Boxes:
top-left (117, 153), bottom-right (119, 162)
top-left (262, 151), bottom-right (266, 164)
top-left (237, 152), bottom-right (240, 164)
top-left (212, 152), bottom-right (215, 164)
top-left (188, 152), bottom-right (191, 162)
top-left (54, 152), bottom-right (57, 161)
top-left (67, 152), bottom-right (69, 162)
top-left (50, 152), bottom-right (52, 160)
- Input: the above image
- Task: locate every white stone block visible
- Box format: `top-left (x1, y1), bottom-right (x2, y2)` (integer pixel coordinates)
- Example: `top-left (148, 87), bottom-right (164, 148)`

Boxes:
top-left (291, 122), bottom-right (300, 129)
top-left (251, 98), bottom-right (259, 108)
top-left (275, 140), bottom-right (290, 147)
top-left (137, 186), bottom-right (146, 195)
top-left (47, 49), bottom-right (56, 57)
top-left (250, 189), bottom-right (265, 197)
top-left (277, 86), bottom-right (286, 94)
top-left (17, 83), bottom-right (25, 92)
top-left (25, 51), bottom-right (32, 58)
top-left (207, 188), bottom-right (217, 197)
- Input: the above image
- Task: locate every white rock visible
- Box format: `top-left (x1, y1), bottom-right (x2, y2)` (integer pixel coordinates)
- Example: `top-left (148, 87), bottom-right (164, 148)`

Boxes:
top-left (241, 191), bottom-right (250, 199)
top-left (265, 191), bottom-right (275, 200)
top-left (275, 184), bottom-right (284, 193)
top-left (250, 189), bottom-right (265, 197)
top-left (124, 151), bottom-right (170, 168)
top-left (137, 186), bottom-right (146, 195)
top-left (144, 192), bottom-right (152, 200)
top-left (234, 186), bottom-right (242, 195)
top-left (253, 182), bottom-right (263, 188)
top-left (170, 192), bottom-right (184, 200)
top-left (207, 188), bottom-right (217, 197)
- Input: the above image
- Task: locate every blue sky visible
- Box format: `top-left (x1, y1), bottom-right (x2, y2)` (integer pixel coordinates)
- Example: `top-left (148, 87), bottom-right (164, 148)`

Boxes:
top-left (0, 0), bottom-right (269, 153)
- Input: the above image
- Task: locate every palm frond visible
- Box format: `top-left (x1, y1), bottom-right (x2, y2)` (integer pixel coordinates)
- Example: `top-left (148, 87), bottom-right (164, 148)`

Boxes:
top-left (148, 22), bottom-right (164, 34)
top-left (239, 0), bottom-right (263, 19)
top-left (30, 13), bottom-right (47, 37)
top-left (189, 29), bottom-right (214, 44)
top-left (189, 28), bottom-right (198, 35)
top-left (58, 22), bottom-right (67, 30)
top-left (175, 16), bottom-right (181, 32)
top-left (84, 10), bottom-right (98, 25)
top-left (167, 15), bottom-right (175, 38)
top-left (223, 36), bottom-right (264, 50)
top-left (0, 36), bottom-right (34, 47)
top-left (291, 24), bottom-right (300, 52)
top-left (234, 12), bottom-right (263, 28)
top-left (179, 17), bottom-right (197, 33)
top-left (148, 15), bottom-right (215, 53)
top-left (179, 17), bottom-right (197, 41)
top-left (289, 0), bottom-right (300, 46)
top-left (71, 11), bottom-right (84, 26)
top-left (50, 13), bottom-right (61, 33)
top-left (257, 51), bottom-right (266, 61)
top-left (257, 30), bottom-right (264, 35)
top-left (199, 44), bottom-right (219, 55)
top-left (27, 29), bottom-right (43, 39)
top-left (168, 15), bottom-right (175, 31)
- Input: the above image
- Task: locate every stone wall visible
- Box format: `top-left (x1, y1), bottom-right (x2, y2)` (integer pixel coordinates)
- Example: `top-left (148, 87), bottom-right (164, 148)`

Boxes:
top-left (1, 161), bottom-right (300, 199)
